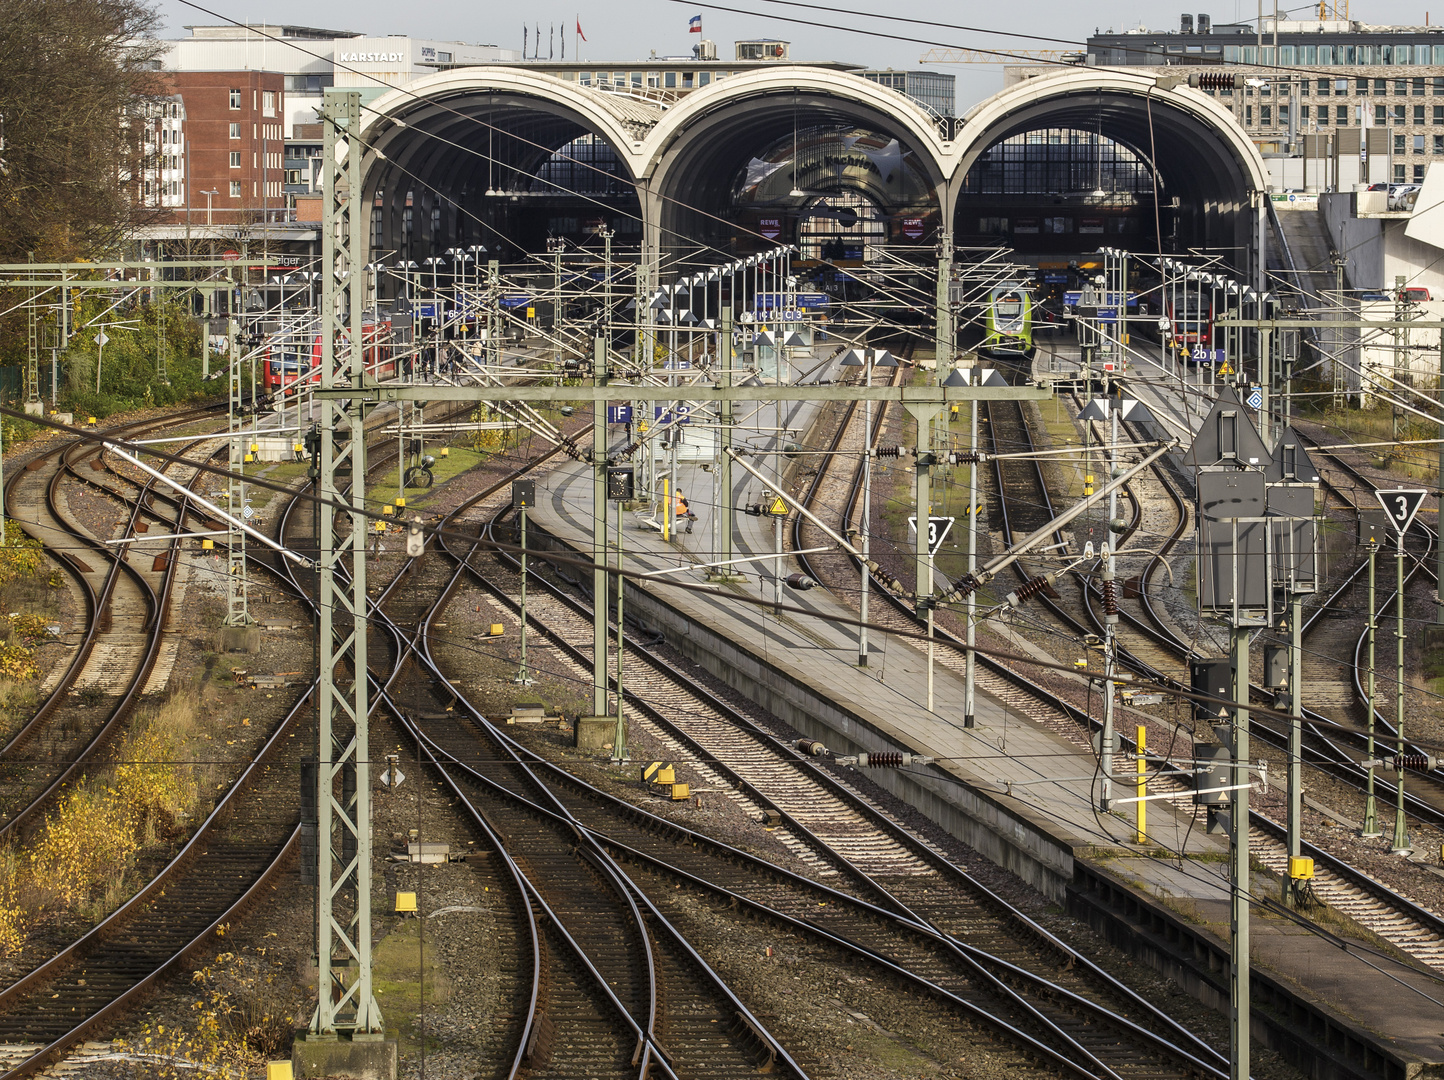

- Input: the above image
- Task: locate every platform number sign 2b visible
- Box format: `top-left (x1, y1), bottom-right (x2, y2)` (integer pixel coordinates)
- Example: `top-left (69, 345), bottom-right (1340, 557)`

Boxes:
top-left (1375, 488), bottom-right (1428, 539)
top-left (907, 516), bottom-right (955, 556)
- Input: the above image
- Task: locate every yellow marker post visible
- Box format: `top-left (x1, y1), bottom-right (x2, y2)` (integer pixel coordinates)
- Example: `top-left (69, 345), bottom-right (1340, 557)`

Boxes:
top-left (1135, 725), bottom-right (1147, 844)
top-left (661, 477), bottom-right (670, 541)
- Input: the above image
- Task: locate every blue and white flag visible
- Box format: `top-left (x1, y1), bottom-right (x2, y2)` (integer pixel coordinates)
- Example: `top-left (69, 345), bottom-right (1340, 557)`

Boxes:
top-left (688, 14), bottom-right (702, 32)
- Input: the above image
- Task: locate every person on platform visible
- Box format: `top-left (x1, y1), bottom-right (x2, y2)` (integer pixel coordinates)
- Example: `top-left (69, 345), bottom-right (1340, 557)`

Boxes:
top-left (675, 490), bottom-right (697, 534)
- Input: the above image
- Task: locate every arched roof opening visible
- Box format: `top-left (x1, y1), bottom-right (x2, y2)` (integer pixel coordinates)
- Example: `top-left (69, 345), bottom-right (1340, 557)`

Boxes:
top-left (645, 70), bottom-right (952, 269)
top-left (358, 70), bottom-right (652, 281)
top-left (954, 71), bottom-right (1268, 264)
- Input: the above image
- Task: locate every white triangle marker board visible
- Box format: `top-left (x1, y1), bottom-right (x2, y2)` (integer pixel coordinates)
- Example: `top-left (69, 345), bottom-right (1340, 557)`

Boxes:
top-left (1375, 488), bottom-right (1428, 539)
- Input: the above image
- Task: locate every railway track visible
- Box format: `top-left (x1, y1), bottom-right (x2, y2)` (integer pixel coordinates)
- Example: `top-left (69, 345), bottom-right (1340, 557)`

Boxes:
top-left (786, 365), bottom-right (1444, 985)
top-left (0, 407), bottom-right (229, 839)
top-left (472, 501), bottom-right (1234, 1071)
top-left (0, 399), bottom-right (466, 1077)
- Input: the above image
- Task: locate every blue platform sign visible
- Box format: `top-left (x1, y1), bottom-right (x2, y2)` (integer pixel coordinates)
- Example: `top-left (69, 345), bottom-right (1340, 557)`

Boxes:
top-left (607, 405), bottom-right (633, 424)
top-left (654, 404), bottom-right (692, 424)
top-left (499, 295), bottom-right (532, 309)
top-left (412, 302), bottom-right (438, 318)
top-left (1042, 272), bottom-right (1069, 284)
top-left (1188, 346), bottom-right (1226, 364)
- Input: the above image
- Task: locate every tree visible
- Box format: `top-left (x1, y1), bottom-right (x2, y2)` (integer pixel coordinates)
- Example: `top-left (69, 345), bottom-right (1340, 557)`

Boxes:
top-left (0, 0), bottom-right (165, 263)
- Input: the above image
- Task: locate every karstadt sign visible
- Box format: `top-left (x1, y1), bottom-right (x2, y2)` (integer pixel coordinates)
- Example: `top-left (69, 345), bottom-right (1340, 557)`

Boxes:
top-left (337, 50), bottom-right (407, 63)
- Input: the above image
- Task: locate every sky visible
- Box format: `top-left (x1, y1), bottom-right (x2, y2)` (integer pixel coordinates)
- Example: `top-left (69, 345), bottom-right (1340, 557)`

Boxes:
top-left (152, 0), bottom-right (1440, 108)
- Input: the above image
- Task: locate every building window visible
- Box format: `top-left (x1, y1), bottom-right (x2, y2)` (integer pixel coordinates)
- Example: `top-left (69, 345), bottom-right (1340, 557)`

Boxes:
top-left (1394, 163), bottom-right (1407, 182)
top-left (1434, 134), bottom-right (1443, 153)
top-left (1395, 133), bottom-right (1407, 154)
top-left (664, 71), bottom-right (676, 88)
top-left (1376, 104), bottom-right (1388, 124)
top-left (1318, 105), bottom-right (1330, 125)
top-left (1358, 77), bottom-right (1371, 95)
top-left (1245, 105), bottom-right (1252, 124)
top-left (647, 72), bottom-right (659, 87)
top-left (229, 88), bottom-right (241, 109)
top-left (229, 180), bottom-right (241, 197)
top-left (1317, 77), bottom-right (1330, 96)
top-left (229, 151), bottom-right (241, 168)
top-left (1375, 78), bottom-right (1388, 95)
top-left (1394, 104), bottom-right (1406, 123)
top-left (698, 71), bottom-right (710, 86)
top-left (1279, 105), bottom-right (1289, 127)
top-left (1416, 105), bottom-right (1426, 124)
top-left (1301, 105), bottom-right (1310, 122)
top-left (1435, 77), bottom-right (1444, 95)
top-left (229, 122), bottom-right (240, 139)
top-left (262, 91), bottom-right (275, 116)
top-left (1416, 164), bottom-right (1427, 182)
top-left (682, 71), bottom-right (694, 88)
top-left (1416, 135), bottom-right (1426, 154)
top-left (1338, 104), bottom-right (1349, 124)
top-left (1414, 77), bottom-right (1427, 96)
top-left (1395, 79), bottom-right (1409, 96)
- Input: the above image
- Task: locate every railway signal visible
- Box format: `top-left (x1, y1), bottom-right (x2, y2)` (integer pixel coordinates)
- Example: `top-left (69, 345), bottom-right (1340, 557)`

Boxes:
top-left (906, 515), bottom-right (954, 556)
top-left (1374, 487), bottom-right (1427, 539)
top-left (1372, 488), bottom-right (1424, 854)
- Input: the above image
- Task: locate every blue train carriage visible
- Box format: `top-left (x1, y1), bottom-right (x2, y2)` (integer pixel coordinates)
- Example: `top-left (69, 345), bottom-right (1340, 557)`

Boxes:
top-left (982, 283), bottom-right (1035, 358)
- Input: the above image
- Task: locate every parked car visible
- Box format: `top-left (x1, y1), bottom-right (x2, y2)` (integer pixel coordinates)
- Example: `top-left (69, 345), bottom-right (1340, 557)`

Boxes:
top-left (1401, 286), bottom-right (1431, 302)
top-left (1359, 291), bottom-right (1392, 301)
top-left (1389, 184), bottom-right (1422, 211)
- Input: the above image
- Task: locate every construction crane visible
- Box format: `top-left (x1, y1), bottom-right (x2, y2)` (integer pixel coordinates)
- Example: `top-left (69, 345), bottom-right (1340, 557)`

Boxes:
top-left (920, 47), bottom-right (1084, 64)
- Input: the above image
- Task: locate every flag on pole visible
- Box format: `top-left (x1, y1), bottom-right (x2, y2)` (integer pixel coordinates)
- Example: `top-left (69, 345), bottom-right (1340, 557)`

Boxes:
top-left (561, 22), bottom-right (565, 58)
top-left (688, 13), bottom-right (702, 32)
top-left (523, 24), bottom-right (528, 55)
top-left (575, 15), bottom-right (587, 42)
top-left (549, 24), bottom-right (554, 58)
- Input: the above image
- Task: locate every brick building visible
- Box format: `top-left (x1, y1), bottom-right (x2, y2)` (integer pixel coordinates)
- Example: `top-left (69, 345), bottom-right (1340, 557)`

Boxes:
top-left (165, 71), bottom-right (286, 224)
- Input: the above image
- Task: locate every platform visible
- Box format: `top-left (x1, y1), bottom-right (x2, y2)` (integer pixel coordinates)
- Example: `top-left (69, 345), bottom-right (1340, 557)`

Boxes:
top-left (523, 347), bottom-right (1444, 1079)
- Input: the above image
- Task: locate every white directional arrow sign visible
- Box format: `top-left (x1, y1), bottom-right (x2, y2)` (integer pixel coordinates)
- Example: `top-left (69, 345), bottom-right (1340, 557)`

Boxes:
top-left (908, 515), bottom-right (955, 556)
top-left (1375, 488), bottom-right (1428, 539)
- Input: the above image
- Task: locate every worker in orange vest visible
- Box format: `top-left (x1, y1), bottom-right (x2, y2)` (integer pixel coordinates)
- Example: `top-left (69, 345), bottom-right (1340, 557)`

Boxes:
top-left (675, 490), bottom-right (697, 534)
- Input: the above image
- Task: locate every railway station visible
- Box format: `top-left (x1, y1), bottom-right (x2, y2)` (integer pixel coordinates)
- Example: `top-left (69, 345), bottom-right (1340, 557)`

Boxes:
top-left (9, 5), bottom-right (1444, 1080)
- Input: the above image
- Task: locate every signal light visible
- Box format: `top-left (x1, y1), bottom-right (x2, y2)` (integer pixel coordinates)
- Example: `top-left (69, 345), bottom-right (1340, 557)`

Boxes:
top-left (406, 516), bottom-right (425, 557)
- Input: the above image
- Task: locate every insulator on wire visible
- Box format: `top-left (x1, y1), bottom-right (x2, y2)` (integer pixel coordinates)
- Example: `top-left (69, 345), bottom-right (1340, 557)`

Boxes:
top-left (1006, 573), bottom-right (1054, 609)
top-left (1189, 72), bottom-right (1243, 90)
top-left (949, 572), bottom-right (983, 601)
top-left (1391, 752), bottom-right (1436, 772)
top-left (796, 739), bottom-right (828, 757)
top-left (840, 751), bottom-right (936, 767)
top-left (874, 446), bottom-right (902, 458)
top-left (1102, 578), bottom-right (1119, 624)
top-left (946, 450), bottom-right (981, 465)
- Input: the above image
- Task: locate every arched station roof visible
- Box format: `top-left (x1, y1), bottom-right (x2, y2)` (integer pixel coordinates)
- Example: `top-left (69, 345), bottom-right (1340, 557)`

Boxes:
top-left (353, 64), bottom-right (1268, 262)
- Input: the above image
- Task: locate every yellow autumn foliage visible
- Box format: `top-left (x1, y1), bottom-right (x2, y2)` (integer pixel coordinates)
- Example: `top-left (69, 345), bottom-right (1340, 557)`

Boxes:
top-left (0, 643), bottom-right (39, 681)
top-left (1, 691), bottom-right (203, 950)
top-left (0, 528), bottom-right (43, 587)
